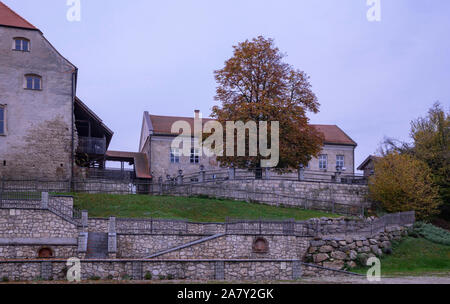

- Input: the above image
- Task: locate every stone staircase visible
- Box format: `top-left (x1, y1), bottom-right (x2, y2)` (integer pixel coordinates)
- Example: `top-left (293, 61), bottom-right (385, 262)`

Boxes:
top-left (86, 232), bottom-right (108, 259)
top-left (145, 233), bottom-right (225, 259)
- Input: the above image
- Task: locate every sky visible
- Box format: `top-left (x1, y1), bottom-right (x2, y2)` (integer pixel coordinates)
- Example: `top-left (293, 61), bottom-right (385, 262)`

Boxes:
top-left (4, 0), bottom-right (450, 171)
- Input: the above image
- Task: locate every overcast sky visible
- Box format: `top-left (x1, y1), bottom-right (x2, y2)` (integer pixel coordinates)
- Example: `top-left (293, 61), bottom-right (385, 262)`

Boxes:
top-left (5, 0), bottom-right (450, 171)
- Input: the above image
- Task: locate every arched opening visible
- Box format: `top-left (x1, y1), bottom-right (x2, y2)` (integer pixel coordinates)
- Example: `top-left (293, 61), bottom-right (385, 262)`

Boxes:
top-left (252, 237), bottom-right (269, 253)
top-left (38, 247), bottom-right (54, 258)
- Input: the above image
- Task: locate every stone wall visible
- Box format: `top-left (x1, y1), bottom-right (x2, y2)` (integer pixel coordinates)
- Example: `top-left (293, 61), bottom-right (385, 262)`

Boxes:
top-left (154, 235), bottom-right (309, 261)
top-left (0, 259), bottom-right (302, 282)
top-left (0, 209), bottom-right (78, 238)
top-left (305, 225), bottom-right (411, 271)
top-left (164, 179), bottom-right (369, 212)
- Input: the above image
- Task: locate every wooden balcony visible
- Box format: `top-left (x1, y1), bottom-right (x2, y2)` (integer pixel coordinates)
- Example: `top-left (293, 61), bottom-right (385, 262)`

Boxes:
top-left (77, 136), bottom-right (107, 155)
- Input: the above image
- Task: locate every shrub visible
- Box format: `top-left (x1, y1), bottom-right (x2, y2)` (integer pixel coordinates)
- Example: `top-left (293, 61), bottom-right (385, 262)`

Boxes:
top-left (2, 277), bottom-right (9, 282)
top-left (413, 222), bottom-right (450, 246)
top-left (368, 153), bottom-right (441, 220)
top-left (89, 276), bottom-right (101, 281)
top-left (144, 272), bottom-right (152, 280)
top-left (158, 275), bottom-right (166, 280)
top-left (167, 274), bottom-right (174, 280)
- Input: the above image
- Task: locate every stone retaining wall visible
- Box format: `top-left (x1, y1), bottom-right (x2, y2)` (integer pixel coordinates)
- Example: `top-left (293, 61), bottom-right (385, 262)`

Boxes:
top-left (0, 259), bottom-right (303, 282)
top-left (154, 235), bottom-right (309, 260)
top-left (305, 225), bottom-right (411, 270)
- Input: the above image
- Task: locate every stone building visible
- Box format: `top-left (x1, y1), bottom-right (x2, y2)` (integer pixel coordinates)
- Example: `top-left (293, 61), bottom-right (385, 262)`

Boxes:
top-left (139, 111), bottom-right (358, 179)
top-left (0, 2), bottom-right (150, 182)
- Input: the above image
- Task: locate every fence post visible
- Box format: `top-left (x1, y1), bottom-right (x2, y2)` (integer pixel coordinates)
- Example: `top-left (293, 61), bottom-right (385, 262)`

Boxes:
top-left (41, 192), bottom-right (49, 209)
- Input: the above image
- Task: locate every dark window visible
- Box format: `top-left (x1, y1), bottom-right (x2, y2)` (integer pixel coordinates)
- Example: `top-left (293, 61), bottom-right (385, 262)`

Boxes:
top-left (25, 75), bottom-right (42, 90)
top-left (0, 106), bottom-right (4, 135)
top-left (190, 148), bottom-right (199, 164)
top-left (14, 38), bottom-right (30, 51)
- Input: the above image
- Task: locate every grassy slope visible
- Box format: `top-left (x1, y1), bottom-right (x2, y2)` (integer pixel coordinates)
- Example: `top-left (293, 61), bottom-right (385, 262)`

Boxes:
top-left (354, 237), bottom-right (450, 276)
top-left (71, 193), bottom-right (338, 222)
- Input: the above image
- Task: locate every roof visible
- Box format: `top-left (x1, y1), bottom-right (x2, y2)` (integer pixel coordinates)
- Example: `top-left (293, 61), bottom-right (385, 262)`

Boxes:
top-left (75, 97), bottom-right (114, 147)
top-left (357, 155), bottom-right (381, 171)
top-left (149, 114), bottom-right (215, 135)
top-left (147, 114), bottom-right (357, 146)
top-left (0, 1), bottom-right (38, 31)
top-left (106, 151), bottom-right (152, 179)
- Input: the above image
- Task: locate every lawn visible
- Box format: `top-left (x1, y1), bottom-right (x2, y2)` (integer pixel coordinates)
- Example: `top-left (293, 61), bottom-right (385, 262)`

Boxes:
top-left (354, 237), bottom-right (450, 276)
top-left (70, 193), bottom-right (339, 222)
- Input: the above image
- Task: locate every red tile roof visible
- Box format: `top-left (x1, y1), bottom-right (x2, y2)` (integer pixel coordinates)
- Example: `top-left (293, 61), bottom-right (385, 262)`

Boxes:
top-left (0, 1), bottom-right (38, 30)
top-left (148, 114), bottom-right (357, 146)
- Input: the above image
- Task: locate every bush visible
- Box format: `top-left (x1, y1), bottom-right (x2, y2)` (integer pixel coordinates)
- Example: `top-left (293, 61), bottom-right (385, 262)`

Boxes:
top-left (2, 277), bottom-right (9, 282)
top-left (158, 275), bottom-right (166, 280)
top-left (412, 222), bottom-right (450, 246)
top-left (167, 274), bottom-right (174, 280)
top-left (368, 153), bottom-right (441, 220)
top-left (144, 272), bottom-right (152, 280)
top-left (89, 276), bottom-right (101, 281)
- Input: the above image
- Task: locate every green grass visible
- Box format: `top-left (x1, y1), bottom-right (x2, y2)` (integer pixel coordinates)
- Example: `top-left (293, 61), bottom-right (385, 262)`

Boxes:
top-left (70, 193), bottom-right (339, 222)
top-left (353, 237), bottom-right (450, 276)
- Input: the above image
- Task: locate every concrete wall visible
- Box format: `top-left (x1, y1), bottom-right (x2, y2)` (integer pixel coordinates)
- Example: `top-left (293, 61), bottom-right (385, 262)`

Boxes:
top-left (0, 26), bottom-right (76, 180)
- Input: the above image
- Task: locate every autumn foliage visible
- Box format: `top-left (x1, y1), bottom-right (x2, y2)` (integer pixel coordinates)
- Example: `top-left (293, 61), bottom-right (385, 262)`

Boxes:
top-left (368, 153), bottom-right (441, 220)
top-left (209, 36), bottom-right (323, 171)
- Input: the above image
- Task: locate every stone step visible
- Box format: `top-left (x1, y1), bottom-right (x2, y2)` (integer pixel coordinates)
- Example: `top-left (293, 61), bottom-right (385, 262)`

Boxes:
top-left (86, 232), bottom-right (108, 259)
top-left (145, 233), bottom-right (225, 259)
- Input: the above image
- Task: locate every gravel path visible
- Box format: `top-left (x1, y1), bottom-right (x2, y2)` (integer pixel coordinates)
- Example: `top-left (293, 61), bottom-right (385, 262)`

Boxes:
top-left (303, 274), bottom-right (450, 284)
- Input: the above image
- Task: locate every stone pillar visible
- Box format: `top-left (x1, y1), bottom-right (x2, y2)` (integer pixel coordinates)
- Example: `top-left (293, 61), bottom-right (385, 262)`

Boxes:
top-left (228, 167), bottom-right (235, 180)
top-left (177, 170), bottom-right (184, 185)
top-left (108, 217), bottom-right (117, 255)
top-left (41, 262), bottom-right (53, 281)
top-left (132, 261), bottom-right (143, 280)
top-left (41, 192), bottom-right (49, 209)
top-left (215, 261), bottom-right (225, 280)
top-left (78, 232), bottom-right (88, 253)
top-left (298, 165), bottom-right (305, 181)
top-left (264, 168), bottom-right (270, 180)
top-left (292, 260), bottom-right (302, 280)
top-left (81, 210), bottom-right (88, 228)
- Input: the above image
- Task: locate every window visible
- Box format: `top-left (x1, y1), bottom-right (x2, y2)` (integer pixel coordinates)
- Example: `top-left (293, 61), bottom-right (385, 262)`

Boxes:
top-left (14, 38), bottom-right (30, 52)
top-left (0, 106), bottom-right (4, 135)
top-left (25, 74), bottom-right (42, 90)
top-left (190, 148), bottom-right (199, 164)
top-left (319, 154), bottom-right (328, 170)
top-left (336, 155), bottom-right (345, 169)
top-left (170, 148), bottom-right (180, 164)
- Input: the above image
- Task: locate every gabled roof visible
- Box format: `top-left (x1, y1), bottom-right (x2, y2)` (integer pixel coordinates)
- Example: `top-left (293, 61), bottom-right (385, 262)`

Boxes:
top-left (0, 1), bottom-right (39, 31)
top-left (75, 97), bottom-right (114, 147)
top-left (146, 113), bottom-right (357, 146)
top-left (357, 155), bottom-right (381, 171)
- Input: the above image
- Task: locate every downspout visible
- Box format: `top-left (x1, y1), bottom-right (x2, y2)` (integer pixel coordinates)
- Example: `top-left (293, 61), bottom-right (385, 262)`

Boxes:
top-left (71, 68), bottom-right (78, 187)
